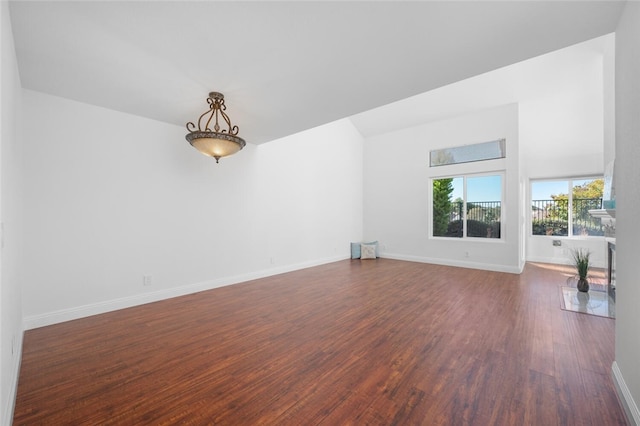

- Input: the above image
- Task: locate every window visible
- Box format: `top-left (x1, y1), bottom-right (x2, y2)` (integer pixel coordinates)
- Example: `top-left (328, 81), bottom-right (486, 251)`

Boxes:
top-left (432, 174), bottom-right (503, 239)
top-left (531, 178), bottom-right (604, 237)
top-left (430, 139), bottom-right (506, 167)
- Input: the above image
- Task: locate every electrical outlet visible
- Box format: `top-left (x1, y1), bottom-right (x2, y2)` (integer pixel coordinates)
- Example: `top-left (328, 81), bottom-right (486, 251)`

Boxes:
top-left (143, 275), bottom-right (153, 286)
top-left (464, 251), bottom-right (470, 258)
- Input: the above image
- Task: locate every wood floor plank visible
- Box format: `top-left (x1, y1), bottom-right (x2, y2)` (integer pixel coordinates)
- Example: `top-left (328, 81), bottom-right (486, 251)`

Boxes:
top-left (14, 260), bottom-right (628, 425)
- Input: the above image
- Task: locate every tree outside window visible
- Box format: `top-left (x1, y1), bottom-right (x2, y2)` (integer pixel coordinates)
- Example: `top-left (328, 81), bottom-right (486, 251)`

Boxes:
top-left (432, 175), bottom-right (502, 239)
top-left (433, 178), bottom-right (455, 237)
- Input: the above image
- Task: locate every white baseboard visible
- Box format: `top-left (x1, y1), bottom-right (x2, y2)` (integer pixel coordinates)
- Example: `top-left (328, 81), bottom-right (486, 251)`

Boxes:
top-left (3, 330), bottom-right (23, 426)
top-left (526, 255), bottom-right (570, 265)
top-left (526, 255), bottom-right (606, 269)
top-left (23, 255), bottom-right (348, 330)
top-left (612, 361), bottom-right (640, 426)
top-left (381, 253), bottom-right (524, 274)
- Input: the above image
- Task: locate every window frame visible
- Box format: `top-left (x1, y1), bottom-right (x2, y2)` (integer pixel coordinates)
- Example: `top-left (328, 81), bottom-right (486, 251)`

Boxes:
top-left (430, 171), bottom-right (505, 241)
top-left (530, 176), bottom-right (604, 238)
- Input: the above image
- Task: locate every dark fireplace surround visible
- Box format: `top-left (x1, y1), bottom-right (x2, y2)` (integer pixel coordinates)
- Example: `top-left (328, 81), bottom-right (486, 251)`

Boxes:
top-left (608, 241), bottom-right (616, 301)
top-left (588, 208), bottom-right (616, 301)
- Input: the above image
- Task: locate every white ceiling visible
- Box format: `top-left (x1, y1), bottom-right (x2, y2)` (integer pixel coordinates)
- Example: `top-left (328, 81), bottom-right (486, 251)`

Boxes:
top-left (351, 34), bottom-right (611, 138)
top-left (9, 1), bottom-right (624, 145)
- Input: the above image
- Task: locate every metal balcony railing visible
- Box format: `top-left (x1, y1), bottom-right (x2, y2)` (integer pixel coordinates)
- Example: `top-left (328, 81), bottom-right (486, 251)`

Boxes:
top-left (531, 198), bottom-right (603, 236)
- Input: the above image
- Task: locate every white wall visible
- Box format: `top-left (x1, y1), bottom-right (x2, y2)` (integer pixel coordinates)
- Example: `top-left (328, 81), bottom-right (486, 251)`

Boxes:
top-left (363, 104), bottom-right (521, 273)
top-left (1, 1), bottom-right (24, 424)
top-left (361, 37), bottom-right (610, 274)
top-left (21, 90), bottom-right (363, 328)
top-left (521, 40), bottom-right (608, 269)
top-left (255, 123), bottom-right (364, 267)
top-left (603, 33), bottom-right (616, 169)
top-left (613, 2), bottom-right (640, 424)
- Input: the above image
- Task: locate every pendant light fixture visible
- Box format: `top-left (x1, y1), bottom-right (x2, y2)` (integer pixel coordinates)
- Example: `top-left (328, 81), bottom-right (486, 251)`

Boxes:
top-left (185, 92), bottom-right (246, 163)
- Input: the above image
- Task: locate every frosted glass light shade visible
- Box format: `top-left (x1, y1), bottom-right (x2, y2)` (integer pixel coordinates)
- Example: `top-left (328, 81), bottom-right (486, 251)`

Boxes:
top-left (186, 131), bottom-right (246, 163)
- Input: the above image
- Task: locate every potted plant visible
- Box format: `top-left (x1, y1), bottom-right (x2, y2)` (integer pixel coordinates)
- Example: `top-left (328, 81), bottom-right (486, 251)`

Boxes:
top-left (571, 248), bottom-right (591, 292)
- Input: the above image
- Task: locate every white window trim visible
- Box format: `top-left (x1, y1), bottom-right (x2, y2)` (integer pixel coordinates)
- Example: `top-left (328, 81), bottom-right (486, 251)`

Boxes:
top-left (529, 176), bottom-right (604, 239)
top-left (430, 171), bottom-right (506, 241)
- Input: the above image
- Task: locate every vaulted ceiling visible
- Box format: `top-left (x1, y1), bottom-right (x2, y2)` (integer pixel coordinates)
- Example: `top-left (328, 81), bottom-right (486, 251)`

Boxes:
top-left (9, 1), bottom-right (624, 145)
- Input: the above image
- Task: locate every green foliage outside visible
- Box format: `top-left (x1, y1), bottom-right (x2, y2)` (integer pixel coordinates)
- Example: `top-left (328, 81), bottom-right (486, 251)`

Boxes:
top-left (447, 219), bottom-right (501, 238)
top-left (467, 205), bottom-right (501, 224)
top-left (433, 180), bottom-right (501, 239)
top-left (433, 178), bottom-right (454, 236)
top-left (533, 179), bottom-right (604, 236)
top-left (572, 179), bottom-right (605, 199)
top-left (546, 179), bottom-right (603, 222)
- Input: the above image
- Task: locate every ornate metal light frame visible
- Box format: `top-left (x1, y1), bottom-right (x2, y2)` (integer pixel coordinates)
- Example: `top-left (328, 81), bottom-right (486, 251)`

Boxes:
top-left (185, 92), bottom-right (246, 163)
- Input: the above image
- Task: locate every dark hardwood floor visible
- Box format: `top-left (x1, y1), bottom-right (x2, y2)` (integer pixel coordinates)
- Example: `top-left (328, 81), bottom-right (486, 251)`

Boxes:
top-left (14, 259), bottom-right (627, 425)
